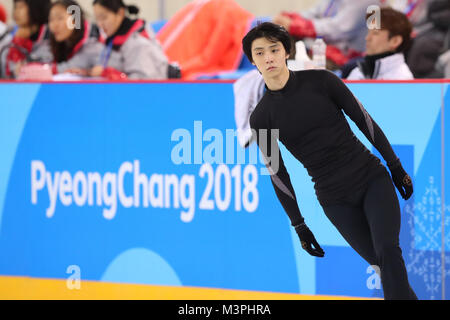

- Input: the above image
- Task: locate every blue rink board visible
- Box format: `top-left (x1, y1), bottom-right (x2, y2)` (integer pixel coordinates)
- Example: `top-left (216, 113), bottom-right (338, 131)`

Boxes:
top-left (0, 81), bottom-right (448, 299)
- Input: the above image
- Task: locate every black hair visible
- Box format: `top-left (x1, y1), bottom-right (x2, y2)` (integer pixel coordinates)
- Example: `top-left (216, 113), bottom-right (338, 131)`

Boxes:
top-left (92, 0), bottom-right (139, 15)
top-left (13, 0), bottom-right (51, 26)
top-left (242, 21), bottom-right (293, 63)
top-left (367, 7), bottom-right (412, 53)
top-left (49, 0), bottom-right (86, 63)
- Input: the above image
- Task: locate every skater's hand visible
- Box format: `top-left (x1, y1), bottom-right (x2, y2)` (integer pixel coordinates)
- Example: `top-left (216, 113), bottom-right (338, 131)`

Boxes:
top-left (295, 223), bottom-right (325, 257)
top-left (388, 160), bottom-right (413, 200)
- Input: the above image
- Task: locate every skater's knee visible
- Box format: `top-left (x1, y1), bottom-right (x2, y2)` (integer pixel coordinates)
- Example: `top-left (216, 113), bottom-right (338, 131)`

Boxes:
top-left (374, 242), bottom-right (402, 259)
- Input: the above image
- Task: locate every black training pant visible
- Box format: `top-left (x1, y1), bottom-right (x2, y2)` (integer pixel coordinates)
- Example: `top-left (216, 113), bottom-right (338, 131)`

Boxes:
top-left (322, 168), bottom-right (418, 300)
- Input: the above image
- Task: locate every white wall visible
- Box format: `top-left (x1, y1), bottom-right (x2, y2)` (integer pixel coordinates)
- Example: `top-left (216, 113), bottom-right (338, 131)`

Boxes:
top-left (0, 0), bottom-right (318, 25)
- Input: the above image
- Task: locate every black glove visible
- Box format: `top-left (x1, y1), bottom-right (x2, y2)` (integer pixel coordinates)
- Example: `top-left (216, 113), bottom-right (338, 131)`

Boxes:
top-left (294, 222), bottom-right (325, 257)
top-left (388, 159), bottom-right (413, 200)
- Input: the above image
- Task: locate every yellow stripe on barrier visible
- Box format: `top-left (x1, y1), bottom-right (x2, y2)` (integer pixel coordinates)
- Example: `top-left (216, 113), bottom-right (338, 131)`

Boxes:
top-left (0, 276), bottom-right (380, 300)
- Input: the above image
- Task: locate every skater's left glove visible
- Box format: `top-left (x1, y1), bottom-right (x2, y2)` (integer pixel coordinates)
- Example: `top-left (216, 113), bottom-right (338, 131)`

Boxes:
top-left (388, 159), bottom-right (413, 200)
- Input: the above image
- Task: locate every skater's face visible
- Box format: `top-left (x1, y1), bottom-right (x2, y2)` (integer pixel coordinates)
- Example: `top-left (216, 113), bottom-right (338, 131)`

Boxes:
top-left (251, 37), bottom-right (289, 78)
top-left (365, 29), bottom-right (402, 55)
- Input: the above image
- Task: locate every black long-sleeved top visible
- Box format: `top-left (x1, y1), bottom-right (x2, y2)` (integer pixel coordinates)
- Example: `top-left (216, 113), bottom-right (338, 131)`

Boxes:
top-left (249, 69), bottom-right (399, 227)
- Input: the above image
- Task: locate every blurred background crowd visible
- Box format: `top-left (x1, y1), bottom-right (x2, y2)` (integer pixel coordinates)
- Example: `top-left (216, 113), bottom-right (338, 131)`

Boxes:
top-left (0, 0), bottom-right (449, 81)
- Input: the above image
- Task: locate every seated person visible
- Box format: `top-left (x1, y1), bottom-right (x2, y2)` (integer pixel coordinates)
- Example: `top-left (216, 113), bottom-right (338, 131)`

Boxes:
top-left (346, 7), bottom-right (414, 80)
top-left (273, 0), bottom-right (380, 68)
top-left (0, 5), bottom-right (10, 54)
top-left (406, 0), bottom-right (450, 78)
top-left (48, 0), bottom-right (104, 76)
top-left (0, 3), bottom-right (11, 56)
top-left (0, 21), bottom-right (11, 53)
top-left (1, 0), bottom-right (53, 79)
top-left (90, 0), bottom-right (168, 80)
top-left (155, 0), bottom-right (254, 79)
top-left (435, 49), bottom-right (450, 78)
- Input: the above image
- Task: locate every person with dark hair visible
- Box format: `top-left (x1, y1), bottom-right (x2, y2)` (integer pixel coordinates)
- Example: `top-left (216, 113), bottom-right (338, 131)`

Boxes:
top-left (0, 0), bottom-right (53, 78)
top-left (90, 0), bottom-right (168, 79)
top-left (407, 0), bottom-right (450, 78)
top-left (48, 0), bottom-right (103, 76)
top-left (242, 22), bottom-right (417, 300)
top-left (242, 23), bottom-right (293, 72)
top-left (346, 7), bottom-right (414, 80)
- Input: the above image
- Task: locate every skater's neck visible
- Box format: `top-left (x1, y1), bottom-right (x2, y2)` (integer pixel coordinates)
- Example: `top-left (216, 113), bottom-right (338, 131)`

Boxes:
top-left (263, 66), bottom-right (290, 92)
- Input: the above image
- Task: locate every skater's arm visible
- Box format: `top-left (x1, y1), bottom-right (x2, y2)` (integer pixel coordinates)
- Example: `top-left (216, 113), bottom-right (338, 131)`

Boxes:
top-left (323, 70), bottom-right (413, 199)
top-left (250, 109), bottom-right (305, 227)
top-left (323, 70), bottom-right (399, 167)
top-left (250, 107), bottom-right (324, 257)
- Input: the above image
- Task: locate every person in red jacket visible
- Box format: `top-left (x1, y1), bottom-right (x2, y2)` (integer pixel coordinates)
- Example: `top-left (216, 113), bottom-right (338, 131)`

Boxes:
top-left (1, 0), bottom-right (53, 78)
top-left (0, 3), bottom-right (7, 24)
top-left (90, 0), bottom-right (168, 80)
top-left (48, 0), bottom-right (103, 76)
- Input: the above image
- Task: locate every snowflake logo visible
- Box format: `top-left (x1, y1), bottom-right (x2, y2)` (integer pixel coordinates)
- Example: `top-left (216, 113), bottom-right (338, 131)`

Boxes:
top-left (403, 176), bottom-right (450, 300)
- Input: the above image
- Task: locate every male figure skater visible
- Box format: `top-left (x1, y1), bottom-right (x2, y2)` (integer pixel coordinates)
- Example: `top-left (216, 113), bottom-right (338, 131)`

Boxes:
top-left (243, 22), bottom-right (417, 300)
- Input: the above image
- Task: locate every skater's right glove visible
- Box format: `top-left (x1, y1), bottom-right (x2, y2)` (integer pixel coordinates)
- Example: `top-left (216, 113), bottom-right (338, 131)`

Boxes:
top-left (294, 222), bottom-right (325, 258)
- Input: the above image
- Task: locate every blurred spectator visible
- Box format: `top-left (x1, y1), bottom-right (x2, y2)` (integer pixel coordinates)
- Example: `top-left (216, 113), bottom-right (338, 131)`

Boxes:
top-left (347, 7), bottom-right (414, 80)
top-left (0, 3), bottom-right (12, 64)
top-left (156, 0), bottom-right (254, 80)
top-left (0, 21), bottom-right (11, 52)
top-left (406, 0), bottom-right (450, 78)
top-left (381, 0), bottom-right (433, 37)
top-left (273, 0), bottom-right (380, 68)
top-left (0, 0), bottom-right (53, 79)
top-left (48, 0), bottom-right (103, 76)
top-left (435, 49), bottom-right (450, 78)
top-left (0, 3), bottom-right (7, 24)
top-left (91, 0), bottom-right (168, 80)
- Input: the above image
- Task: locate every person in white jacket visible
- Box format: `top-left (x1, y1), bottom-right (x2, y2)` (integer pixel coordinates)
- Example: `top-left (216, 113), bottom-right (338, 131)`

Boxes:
top-left (0, 6), bottom-right (9, 52)
top-left (347, 7), bottom-right (414, 80)
top-left (0, 21), bottom-right (11, 51)
top-left (0, 0), bottom-right (53, 79)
